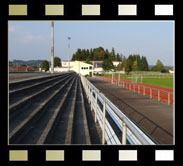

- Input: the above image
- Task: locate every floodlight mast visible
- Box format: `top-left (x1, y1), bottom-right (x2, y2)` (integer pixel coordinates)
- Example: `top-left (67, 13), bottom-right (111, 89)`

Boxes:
top-left (51, 21), bottom-right (54, 74)
top-left (68, 37), bottom-right (71, 71)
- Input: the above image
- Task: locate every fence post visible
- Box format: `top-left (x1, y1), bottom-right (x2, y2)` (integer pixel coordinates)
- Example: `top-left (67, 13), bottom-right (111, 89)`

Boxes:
top-left (90, 88), bottom-right (92, 104)
top-left (138, 86), bottom-right (140, 94)
top-left (144, 87), bottom-right (145, 96)
top-left (89, 87), bottom-right (91, 103)
top-left (168, 93), bottom-right (170, 105)
top-left (122, 121), bottom-right (127, 145)
top-left (87, 86), bottom-right (89, 99)
top-left (150, 88), bottom-right (152, 98)
top-left (158, 90), bottom-right (160, 101)
top-left (134, 84), bottom-right (135, 92)
top-left (112, 73), bottom-right (114, 84)
top-left (95, 92), bottom-right (98, 123)
top-left (118, 73), bottom-right (120, 86)
top-left (102, 101), bottom-right (106, 145)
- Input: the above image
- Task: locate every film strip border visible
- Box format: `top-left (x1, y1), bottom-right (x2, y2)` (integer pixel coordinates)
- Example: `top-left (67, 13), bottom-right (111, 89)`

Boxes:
top-left (8, 4), bottom-right (175, 17)
top-left (6, 149), bottom-right (177, 162)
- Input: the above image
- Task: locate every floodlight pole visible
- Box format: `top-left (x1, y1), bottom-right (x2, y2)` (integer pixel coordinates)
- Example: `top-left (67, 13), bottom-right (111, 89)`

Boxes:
top-left (51, 21), bottom-right (54, 74)
top-left (68, 37), bottom-right (71, 71)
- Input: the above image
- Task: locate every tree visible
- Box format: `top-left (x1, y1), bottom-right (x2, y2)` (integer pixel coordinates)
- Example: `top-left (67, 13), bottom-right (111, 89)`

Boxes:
top-left (152, 59), bottom-right (165, 72)
top-left (123, 59), bottom-right (131, 74)
top-left (116, 53), bottom-right (121, 61)
top-left (102, 57), bottom-right (114, 71)
top-left (9, 61), bottom-right (13, 66)
top-left (132, 61), bottom-right (138, 71)
top-left (20, 64), bottom-right (26, 67)
top-left (85, 58), bottom-right (92, 65)
top-left (54, 57), bottom-right (61, 67)
top-left (141, 56), bottom-right (149, 71)
top-left (111, 48), bottom-right (116, 60)
top-left (93, 47), bottom-right (105, 60)
top-left (41, 60), bottom-right (49, 71)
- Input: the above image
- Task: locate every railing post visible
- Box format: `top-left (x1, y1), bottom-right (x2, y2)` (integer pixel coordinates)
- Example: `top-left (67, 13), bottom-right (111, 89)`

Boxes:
top-left (158, 90), bottom-right (160, 101)
top-left (138, 86), bottom-right (140, 94)
top-left (91, 88), bottom-right (93, 106)
top-left (89, 87), bottom-right (91, 104)
top-left (112, 73), bottom-right (114, 84)
top-left (118, 73), bottom-right (120, 86)
top-left (150, 88), bottom-right (152, 98)
top-left (143, 87), bottom-right (145, 96)
top-left (102, 101), bottom-right (106, 145)
top-left (134, 84), bottom-right (135, 92)
top-left (168, 93), bottom-right (170, 105)
top-left (87, 85), bottom-right (89, 99)
top-left (122, 121), bottom-right (127, 145)
top-left (95, 92), bottom-right (98, 123)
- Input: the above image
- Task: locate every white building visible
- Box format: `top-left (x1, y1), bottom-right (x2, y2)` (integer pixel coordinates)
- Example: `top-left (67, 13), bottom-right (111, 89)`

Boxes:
top-left (61, 60), bottom-right (121, 75)
top-left (50, 61), bottom-right (94, 76)
top-left (169, 68), bottom-right (174, 74)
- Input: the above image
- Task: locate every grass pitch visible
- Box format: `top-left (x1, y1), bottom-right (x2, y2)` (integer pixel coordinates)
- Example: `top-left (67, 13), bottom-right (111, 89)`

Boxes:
top-left (125, 77), bottom-right (173, 89)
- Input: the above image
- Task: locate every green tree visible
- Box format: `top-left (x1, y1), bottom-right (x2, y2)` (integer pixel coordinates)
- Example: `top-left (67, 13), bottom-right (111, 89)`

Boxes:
top-left (124, 59), bottom-right (131, 74)
top-left (89, 48), bottom-right (93, 60)
top-left (110, 47), bottom-right (116, 60)
top-left (102, 57), bottom-right (114, 71)
top-left (54, 57), bottom-right (61, 67)
top-left (116, 53), bottom-right (121, 61)
top-left (132, 61), bottom-right (138, 71)
top-left (20, 64), bottom-right (26, 67)
top-left (41, 60), bottom-right (49, 71)
top-left (93, 47), bottom-right (105, 60)
top-left (152, 59), bottom-right (165, 72)
top-left (9, 61), bottom-right (13, 66)
top-left (104, 49), bottom-right (110, 59)
top-left (85, 58), bottom-right (92, 65)
top-left (141, 56), bottom-right (149, 71)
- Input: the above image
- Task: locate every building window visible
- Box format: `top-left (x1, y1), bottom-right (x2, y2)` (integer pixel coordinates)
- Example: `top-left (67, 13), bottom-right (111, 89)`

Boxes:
top-left (89, 66), bottom-right (92, 70)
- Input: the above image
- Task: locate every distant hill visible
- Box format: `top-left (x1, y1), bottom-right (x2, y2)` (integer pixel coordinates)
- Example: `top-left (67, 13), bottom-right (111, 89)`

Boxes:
top-left (10, 60), bottom-right (50, 67)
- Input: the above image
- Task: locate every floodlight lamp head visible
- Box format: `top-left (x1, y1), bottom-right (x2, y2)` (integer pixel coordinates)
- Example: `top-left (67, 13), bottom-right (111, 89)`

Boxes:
top-left (68, 37), bottom-right (71, 40)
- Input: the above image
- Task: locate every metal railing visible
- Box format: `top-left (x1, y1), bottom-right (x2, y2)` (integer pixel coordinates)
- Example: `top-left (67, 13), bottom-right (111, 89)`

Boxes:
top-left (98, 76), bottom-right (174, 105)
top-left (80, 75), bottom-right (156, 145)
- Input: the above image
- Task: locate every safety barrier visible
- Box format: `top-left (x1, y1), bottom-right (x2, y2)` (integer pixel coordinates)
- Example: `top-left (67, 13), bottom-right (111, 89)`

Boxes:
top-left (98, 76), bottom-right (174, 105)
top-left (80, 75), bottom-right (156, 145)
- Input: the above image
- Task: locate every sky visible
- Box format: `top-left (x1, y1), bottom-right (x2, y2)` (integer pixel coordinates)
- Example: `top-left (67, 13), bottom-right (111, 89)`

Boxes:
top-left (9, 21), bottom-right (174, 66)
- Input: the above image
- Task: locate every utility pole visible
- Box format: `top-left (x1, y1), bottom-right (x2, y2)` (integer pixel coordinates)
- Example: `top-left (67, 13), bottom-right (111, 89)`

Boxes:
top-left (68, 37), bottom-right (71, 71)
top-left (51, 21), bottom-right (54, 74)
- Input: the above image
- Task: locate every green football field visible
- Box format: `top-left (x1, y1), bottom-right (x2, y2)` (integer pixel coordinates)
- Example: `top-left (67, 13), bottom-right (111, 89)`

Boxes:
top-left (124, 77), bottom-right (174, 89)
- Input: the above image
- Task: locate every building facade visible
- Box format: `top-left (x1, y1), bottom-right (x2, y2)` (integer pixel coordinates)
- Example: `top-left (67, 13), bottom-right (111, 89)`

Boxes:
top-left (51, 61), bottom-right (94, 76)
top-left (61, 60), bottom-right (121, 75)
